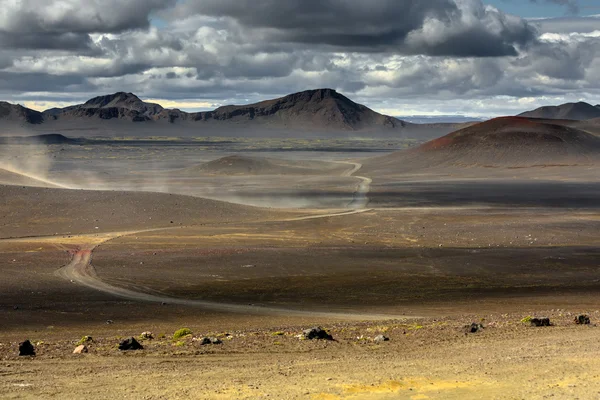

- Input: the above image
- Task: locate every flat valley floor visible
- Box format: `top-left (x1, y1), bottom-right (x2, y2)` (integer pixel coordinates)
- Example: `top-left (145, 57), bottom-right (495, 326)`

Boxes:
top-left (1, 138), bottom-right (599, 399)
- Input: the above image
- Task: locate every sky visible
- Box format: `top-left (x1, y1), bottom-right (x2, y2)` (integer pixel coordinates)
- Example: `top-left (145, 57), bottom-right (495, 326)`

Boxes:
top-left (1, 0), bottom-right (599, 117)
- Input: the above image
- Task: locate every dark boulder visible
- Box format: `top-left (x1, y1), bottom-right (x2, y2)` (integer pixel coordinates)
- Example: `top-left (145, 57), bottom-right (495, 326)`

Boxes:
top-left (465, 323), bottom-right (484, 334)
top-left (303, 327), bottom-right (334, 341)
top-left (19, 340), bottom-right (35, 356)
top-left (530, 318), bottom-right (551, 327)
top-left (197, 337), bottom-right (222, 345)
top-left (574, 315), bottom-right (591, 325)
top-left (118, 337), bottom-right (143, 351)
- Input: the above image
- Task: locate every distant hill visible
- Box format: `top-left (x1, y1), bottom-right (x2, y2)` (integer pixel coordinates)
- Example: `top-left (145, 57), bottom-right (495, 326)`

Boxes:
top-left (0, 101), bottom-right (44, 124)
top-left (0, 89), bottom-right (472, 139)
top-left (363, 117), bottom-right (600, 174)
top-left (43, 92), bottom-right (164, 122)
top-left (0, 133), bottom-right (78, 145)
top-left (192, 89), bottom-right (405, 131)
top-left (518, 102), bottom-right (600, 120)
top-left (400, 115), bottom-right (485, 124)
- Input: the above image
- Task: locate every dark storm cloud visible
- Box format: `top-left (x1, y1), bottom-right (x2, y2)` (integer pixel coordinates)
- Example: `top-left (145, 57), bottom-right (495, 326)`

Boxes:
top-left (0, 71), bottom-right (92, 92)
top-left (0, 0), bottom-right (598, 117)
top-left (0, 31), bottom-right (93, 51)
top-left (175, 0), bottom-right (537, 57)
top-left (0, 0), bottom-right (175, 50)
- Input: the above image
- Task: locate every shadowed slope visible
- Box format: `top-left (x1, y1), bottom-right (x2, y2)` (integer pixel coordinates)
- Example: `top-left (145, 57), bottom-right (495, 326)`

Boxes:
top-left (0, 101), bottom-right (43, 124)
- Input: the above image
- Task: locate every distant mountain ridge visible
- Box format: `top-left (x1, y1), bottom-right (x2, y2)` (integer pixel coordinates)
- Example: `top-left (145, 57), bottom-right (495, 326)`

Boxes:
top-left (43, 92), bottom-right (164, 122)
top-left (8, 89), bottom-right (406, 131)
top-left (518, 101), bottom-right (600, 120)
top-left (0, 89), bottom-right (473, 139)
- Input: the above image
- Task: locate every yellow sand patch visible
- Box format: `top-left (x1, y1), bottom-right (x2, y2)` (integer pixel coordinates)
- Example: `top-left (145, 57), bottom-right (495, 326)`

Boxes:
top-left (344, 380), bottom-right (404, 395)
top-left (312, 394), bottom-right (342, 400)
top-left (325, 378), bottom-right (481, 399)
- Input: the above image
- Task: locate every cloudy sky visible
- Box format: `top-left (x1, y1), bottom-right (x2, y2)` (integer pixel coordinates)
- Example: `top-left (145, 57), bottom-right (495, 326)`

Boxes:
top-left (1, 0), bottom-right (599, 117)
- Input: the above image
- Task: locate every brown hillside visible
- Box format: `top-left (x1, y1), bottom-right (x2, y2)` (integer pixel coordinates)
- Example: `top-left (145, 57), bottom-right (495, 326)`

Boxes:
top-left (363, 117), bottom-right (600, 174)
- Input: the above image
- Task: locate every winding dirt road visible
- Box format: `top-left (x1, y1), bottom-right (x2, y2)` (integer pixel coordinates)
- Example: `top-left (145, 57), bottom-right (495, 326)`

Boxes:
top-left (335, 160), bottom-right (372, 209)
top-left (27, 160), bottom-right (386, 320)
top-left (53, 217), bottom-right (410, 321)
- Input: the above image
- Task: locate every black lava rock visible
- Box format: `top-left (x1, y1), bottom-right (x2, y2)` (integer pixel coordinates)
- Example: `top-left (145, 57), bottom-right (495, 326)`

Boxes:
top-left (118, 337), bottom-right (144, 351)
top-left (530, 318), bottom-right (551, 327)
top-left (19, 340), bottom-right (35, 356)
top-left (303, 327), bottom-right (334, 340)
top-left (465, 323), bottom-right (484, 333)
top-left (574, 315), bottom-right (591, 325)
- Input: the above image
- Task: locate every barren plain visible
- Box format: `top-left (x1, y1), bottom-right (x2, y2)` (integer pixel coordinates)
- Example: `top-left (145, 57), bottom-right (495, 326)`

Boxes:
top-left (1, 127), bottom-right (599, 399)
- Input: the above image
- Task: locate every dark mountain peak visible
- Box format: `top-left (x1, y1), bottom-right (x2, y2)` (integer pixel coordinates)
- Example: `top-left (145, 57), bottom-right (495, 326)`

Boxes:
top-left (277, 88), bottom-right (355, 106)
top-left (518, 101), bottom-right (600, 121)
top-left (0, 101), bottom-right (44, 124)
top-left (199, 88), bottom-right (401, 131)
top-left (42, 91), bottom-right (164, 122)
top-left (82, 92), bottom-right (149, 109)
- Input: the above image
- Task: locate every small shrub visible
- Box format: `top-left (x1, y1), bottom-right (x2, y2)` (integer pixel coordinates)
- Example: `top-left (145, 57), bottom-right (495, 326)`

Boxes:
top-left (271, 331), bottom-right (285, 336)
top-left (521, 316), bottom-right (533, 323)
top-left (173, 328), bottom-right (193, 340)
top-left (174, 341), bottom-right (185, 347)
top-left (77, 336), bottom-right (93, 345)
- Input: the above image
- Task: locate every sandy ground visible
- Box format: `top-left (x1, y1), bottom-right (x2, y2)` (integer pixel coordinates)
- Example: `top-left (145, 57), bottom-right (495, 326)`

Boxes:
top-left (1, 141), bottom-right (600, 398)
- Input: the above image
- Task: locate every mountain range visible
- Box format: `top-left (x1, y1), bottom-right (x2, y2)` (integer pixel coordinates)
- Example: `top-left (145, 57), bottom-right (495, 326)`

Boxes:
top-left (3, 89), bottom-right (404, 129)
top-left (2, 90), bottom-right (598, 139)
top-left (0, 89), bottom-right (471, 139)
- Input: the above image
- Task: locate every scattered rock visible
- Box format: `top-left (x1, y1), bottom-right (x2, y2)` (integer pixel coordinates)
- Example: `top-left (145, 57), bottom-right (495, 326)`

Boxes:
top-left (140, 332), bottom-right (154, 340)
top-left (73, 345), bottom-right (88, 354)
top-left (118, 337), bottom-right (143, 351)
top-left (195, 337), bottom-right (222, 345)
top-left (574, 315), bottom-right (591, 325)
top-left (465, 323), bottom-right (484, 334)
top-left (19, 340), bottom-right (35, 356)
top-left (196, 337), bottom-right (211, 345)
top-left (106, 320), bottom-right (114, 325)
top-left (530, 318), bottom-right (551, 327)
top-left (374, 335), bottom-right (390, 343)
top-left (302, 327), bottom-right (334, 341)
